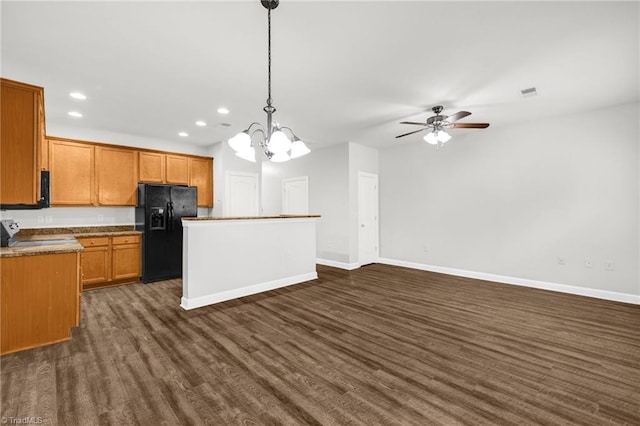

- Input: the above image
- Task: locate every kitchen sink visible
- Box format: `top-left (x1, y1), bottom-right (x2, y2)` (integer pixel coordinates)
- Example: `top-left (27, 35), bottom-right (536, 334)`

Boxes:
top-left (9, 238), bottom-right (78, 247)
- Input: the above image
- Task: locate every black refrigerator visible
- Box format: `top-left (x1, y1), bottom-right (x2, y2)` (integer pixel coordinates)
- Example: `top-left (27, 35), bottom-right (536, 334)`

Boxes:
top-left (135, 183), bottom-right (198, 283)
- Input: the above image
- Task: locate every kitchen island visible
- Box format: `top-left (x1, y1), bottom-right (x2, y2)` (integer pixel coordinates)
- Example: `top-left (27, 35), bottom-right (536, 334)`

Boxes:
top-left (181, 215), bottom-right (320, 310)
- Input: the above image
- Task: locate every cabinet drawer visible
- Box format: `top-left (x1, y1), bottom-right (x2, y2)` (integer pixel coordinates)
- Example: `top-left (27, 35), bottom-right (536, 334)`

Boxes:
top-left (77, 237), bottom-right (110, 247)
top-left (112, 235), bottom-right (140, 245)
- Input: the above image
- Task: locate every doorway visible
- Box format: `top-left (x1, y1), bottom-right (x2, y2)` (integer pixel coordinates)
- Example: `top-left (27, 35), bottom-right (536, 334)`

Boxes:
top-left (282, 176), bottom-right (309, 215)
top-left (225, 171), bottom-right (259, 216)
top-left (358, 171), bottom-right (379, 266)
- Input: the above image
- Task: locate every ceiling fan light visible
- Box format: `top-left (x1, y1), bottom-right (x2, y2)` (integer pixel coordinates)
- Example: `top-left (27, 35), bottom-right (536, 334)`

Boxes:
top-left (235, 146), bottom-right (256, 162)
top-left (270, 151), bottom-right (290, 163)
top-left (424, 132), bottom-right (439, 145)
top-left (290, 139), bottom-right (310, 158)
top-left (228, 132), bottom-right (251, 152)
top-left (267, 130), bottom-right (292, 154)
top-left (437, 130), bottom-right (451, 143)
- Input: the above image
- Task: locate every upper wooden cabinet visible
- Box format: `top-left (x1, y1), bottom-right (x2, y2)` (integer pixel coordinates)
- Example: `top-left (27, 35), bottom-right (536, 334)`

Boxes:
top-left (139, 151), bottom-right (165, 183)
top-left (166, 154), bottom-right (189, 185)
top-left (49, 138), bottom-right (96, 206)
top-left (0, 78), bottom-right (46, 205)
top-left (46, 135), bottom-right (213, 207)
top-left (96, 146), bottom-right (138, 205)
top-left (189, 157), bottom-right (213, 207)
top-left (139, 152), bottom-right (213, 207)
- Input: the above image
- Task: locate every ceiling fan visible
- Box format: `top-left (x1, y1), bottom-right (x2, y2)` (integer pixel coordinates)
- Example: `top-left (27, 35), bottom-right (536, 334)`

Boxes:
top-left (395, 105), bottom-right (489, 145)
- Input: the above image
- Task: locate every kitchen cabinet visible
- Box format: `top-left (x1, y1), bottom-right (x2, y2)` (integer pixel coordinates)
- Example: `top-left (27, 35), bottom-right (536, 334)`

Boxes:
top-left (139, 151), bottom-right (166, 183)
top-left (78, 237), bottom-right (110, 285)
top-left (77, 234), bottom-right (141, 290)
top-left (189, 157), bottom-right (214, 207)
top-left (49, 137), bottom-right (96, 205)
top-left (1, 251), bottom-right (80, 355)
top-left (0, 78), bottom-right (46, 205)
top-left (166, 154), bottom-right (190, 185)
top-left (96, 146), bottom-right (138, 205)
top-left (111, 235), bottom-right (141, 280)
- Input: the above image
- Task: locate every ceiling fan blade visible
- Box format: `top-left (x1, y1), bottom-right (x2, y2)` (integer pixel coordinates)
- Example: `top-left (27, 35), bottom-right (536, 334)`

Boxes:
top-left (449, 122), bottom-right (490, 129)
top-left (399, 121), bottom-right (427, 126)
top-left (445, 111), bottom-right (471, 123)
top-left (395, 128), bottom-right (427, 138)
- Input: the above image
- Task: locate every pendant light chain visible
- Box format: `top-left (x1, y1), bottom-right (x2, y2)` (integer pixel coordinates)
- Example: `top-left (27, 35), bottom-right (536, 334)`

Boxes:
top-left (267, 5), bottom-right (272, 107)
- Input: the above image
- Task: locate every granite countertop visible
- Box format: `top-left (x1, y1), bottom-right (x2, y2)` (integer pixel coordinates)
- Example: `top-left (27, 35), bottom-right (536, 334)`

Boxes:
top-left (183, 215), bottom-right (321, 221)
top-left (0, 225), bottom-right (141, 258)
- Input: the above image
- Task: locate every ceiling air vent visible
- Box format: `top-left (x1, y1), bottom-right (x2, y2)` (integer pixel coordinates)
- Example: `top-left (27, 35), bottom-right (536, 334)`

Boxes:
top-left (218, 122), bottom-right (232, 127)
top-left (520, 87), bottom-right (538, 97)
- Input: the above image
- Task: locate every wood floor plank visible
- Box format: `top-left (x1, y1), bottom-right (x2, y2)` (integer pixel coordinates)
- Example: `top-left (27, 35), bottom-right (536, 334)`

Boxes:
top-left (1, 264), bottom-right (639, 425)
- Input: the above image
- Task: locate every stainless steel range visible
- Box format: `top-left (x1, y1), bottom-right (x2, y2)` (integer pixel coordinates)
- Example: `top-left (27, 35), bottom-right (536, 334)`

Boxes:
top-left (0, 219), bottom-right (77, 247)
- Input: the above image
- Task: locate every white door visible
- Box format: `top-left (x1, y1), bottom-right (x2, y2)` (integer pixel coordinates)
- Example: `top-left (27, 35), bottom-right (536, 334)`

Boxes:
top-left (358, 171), bottom-right (379, 265)
top-left (282, 176), bottom-right (309, 215)
top-left (225, 171), bottom-right (259, 216)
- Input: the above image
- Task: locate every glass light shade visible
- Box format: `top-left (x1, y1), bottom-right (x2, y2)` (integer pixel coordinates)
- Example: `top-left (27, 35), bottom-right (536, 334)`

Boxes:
top-left (228, 132), bottom-right (251, 152)
top-left (424, 132), bottom-right (438, 145)
top-left (267, 130), bottom-right (292, 154)
top-left (289, 140), bottom-right (310, 158)
top-left (437, 130), bottom-right (451, 143)
top-left (235, 146), bottom-right (256, 162)
top-left (270, 151), bottom-right (290, 162)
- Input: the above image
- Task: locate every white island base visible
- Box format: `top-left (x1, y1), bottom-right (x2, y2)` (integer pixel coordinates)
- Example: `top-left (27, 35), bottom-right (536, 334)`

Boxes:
top-left (180, 215), bottom-right (320, 310)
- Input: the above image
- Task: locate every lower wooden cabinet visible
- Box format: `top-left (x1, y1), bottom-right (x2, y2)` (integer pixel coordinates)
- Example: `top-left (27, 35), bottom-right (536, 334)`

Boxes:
top-left (78, 234), bottom-right (141, 290)
top-left (1, 251), bottom-right (81, 355)
top-left (112, 235), bottom-right (141, 281)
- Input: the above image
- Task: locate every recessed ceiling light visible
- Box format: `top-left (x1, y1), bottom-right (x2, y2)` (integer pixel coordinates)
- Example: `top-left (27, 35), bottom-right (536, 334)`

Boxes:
top-left (69, 92), bottom-right (87, 100)
top-left (217, 107), bottom-right (229, 115)
top-left (195, 121), bottom-right (207, 127)
top-left (178, 132), bottom-right (189, 137)
top-left (68, 111), bottom-right (83, 118)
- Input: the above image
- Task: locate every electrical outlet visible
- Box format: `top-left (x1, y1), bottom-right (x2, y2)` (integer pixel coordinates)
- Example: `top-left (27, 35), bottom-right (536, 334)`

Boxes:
top-left (584, 258), bottom-right (593, 268)
top-left (37, 216), bottom-right (44, 224)
top-left (557, 256), bottom-right (566, 265)
top-left (97, 215), bottom-right (104, 222)
top-left (45, 216), bottom-right (53, 224)
top-left (604, 260), bottom-right (615, 271)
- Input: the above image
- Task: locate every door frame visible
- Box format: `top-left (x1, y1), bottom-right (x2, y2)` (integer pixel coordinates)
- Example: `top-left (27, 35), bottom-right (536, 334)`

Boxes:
top-left (358, 171), bottom-right (379, 266)
top-left (225, 171), bottom-right (259, 216)
top-left (282, 176), bottom-right (309, 215)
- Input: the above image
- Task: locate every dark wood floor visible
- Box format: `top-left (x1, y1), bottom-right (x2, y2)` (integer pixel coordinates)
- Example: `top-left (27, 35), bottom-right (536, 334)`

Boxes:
top-left (2, 264), bottom-right (639, 425)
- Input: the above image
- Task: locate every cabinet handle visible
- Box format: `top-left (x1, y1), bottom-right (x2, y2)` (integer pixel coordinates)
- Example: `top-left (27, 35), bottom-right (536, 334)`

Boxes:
top-left (124, 239), bottom-right (129, 243)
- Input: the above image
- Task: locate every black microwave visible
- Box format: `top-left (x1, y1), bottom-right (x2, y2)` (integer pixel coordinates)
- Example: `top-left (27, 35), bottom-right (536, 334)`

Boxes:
top-left (0, 170), bottom-right (50, 210)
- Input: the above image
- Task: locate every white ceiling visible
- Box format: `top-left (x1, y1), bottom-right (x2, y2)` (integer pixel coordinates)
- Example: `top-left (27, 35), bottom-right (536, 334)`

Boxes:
top-left (2, 1), bottom-right (638, 150)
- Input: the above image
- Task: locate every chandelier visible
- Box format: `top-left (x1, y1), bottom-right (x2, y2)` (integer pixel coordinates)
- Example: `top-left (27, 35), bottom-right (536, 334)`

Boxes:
top-left (228, 0), bottom-right (310, 163)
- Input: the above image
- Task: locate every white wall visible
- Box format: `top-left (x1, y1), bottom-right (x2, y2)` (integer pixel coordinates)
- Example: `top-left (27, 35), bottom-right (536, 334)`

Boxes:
top-left (261, 143), bottom-right (351, 263)
top-left (379, 102), bottom-right (640, 297)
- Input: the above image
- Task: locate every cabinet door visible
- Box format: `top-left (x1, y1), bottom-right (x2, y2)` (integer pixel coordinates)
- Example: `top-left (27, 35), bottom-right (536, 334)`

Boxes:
top-left (112, 243), bottom-right (141, 281)
top-left (80, 246), bottom-right (111, 287)
top-left (49, 139), bottom-right (95, 205)
top-left (1, 252), bottom-right (79, 355)
top-left (189, 157), bottom-right (213, 207)
top-left (96, 146), bottom-right (138, 205)
top-left (139, 152), bottom-right (166, 183)
top-left (0, 79), bottom-right (43, 204)
top-left (166, 154), bottom-right (189, 185)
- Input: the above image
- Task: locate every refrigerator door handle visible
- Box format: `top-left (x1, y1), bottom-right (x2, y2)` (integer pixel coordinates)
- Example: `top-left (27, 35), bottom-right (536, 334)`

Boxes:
top-left (167, 202), bottom-right (173, 231)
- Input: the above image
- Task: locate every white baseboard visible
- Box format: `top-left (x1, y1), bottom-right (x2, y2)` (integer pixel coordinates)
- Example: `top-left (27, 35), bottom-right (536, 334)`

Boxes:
top-left (316, 258), bottom-right (360, 271)
top-left (180, 272), bottom-right (318, 310)
top-left (377, 257), bottom-right (640, 305)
